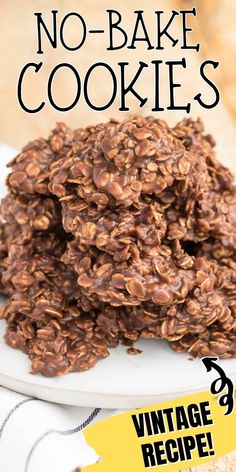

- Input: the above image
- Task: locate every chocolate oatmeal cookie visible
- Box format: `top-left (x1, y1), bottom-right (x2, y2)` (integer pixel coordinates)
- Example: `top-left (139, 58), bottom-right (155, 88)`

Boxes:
top-left (1, 116), bottom-right (236, 376)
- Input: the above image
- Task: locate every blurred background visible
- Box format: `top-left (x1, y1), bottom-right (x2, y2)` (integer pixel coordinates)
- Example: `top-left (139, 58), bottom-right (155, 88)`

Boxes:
top-left (0, 0), bottom-right (236, 166)
top-left (0, 2), bottom-right (236, 471)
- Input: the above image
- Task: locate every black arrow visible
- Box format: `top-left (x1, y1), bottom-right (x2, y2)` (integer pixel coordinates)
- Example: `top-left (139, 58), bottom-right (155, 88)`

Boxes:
top-left (202, 357), bottom-right (226, 378)
top-left (202, 356), bottom-right (234, 416)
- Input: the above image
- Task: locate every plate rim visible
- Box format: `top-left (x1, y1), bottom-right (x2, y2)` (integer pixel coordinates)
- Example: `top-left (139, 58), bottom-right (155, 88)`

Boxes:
top-left (0, 340), bottom-right (235, 398)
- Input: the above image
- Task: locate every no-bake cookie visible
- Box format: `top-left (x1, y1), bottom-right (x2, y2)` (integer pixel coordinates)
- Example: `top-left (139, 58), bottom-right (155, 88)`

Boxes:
top-left (0, 116), bottom-right (235, 376)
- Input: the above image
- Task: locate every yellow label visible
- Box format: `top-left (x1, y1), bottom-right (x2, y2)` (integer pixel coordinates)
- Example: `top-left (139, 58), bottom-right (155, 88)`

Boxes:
top-left (82, 391), bottom-right (235, 472)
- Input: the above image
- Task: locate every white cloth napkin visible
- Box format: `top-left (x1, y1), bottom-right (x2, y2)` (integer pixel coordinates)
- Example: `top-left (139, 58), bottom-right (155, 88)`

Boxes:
top-left (0, 143), bottom-right (121, 472)
top-left (0, 385), bottom-right (119, 472)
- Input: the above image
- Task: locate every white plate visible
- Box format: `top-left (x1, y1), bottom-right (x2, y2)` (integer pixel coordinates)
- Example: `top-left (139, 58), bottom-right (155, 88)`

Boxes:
top-left (0, 316), bottom-right (236, 409)
top-left (0, 144), bottom-right (236, 409)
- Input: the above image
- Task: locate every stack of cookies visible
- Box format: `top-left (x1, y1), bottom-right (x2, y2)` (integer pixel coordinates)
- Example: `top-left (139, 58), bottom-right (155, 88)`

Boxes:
top-left (0, 117), bottom-right (235, 376)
